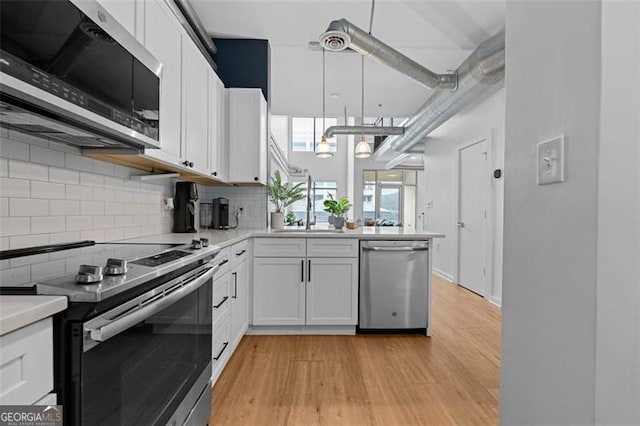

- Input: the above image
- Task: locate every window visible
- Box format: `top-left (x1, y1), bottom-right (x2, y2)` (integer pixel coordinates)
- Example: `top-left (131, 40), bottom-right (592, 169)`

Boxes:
top-left (362, 170), bottom-right (418, 228)
top-left (291, 117), bottom-right (338, 152)
top-left (289, 181), bottom-right (338, 223)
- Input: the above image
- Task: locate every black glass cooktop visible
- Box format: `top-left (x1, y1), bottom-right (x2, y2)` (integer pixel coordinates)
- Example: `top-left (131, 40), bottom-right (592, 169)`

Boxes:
top-left (131, 250), bottom-right (191, 267)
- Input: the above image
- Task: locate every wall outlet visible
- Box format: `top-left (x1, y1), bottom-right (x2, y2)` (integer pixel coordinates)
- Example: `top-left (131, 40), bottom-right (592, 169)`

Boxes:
top-left (237, 207), bottom-right (244, 217)
top-left (537, 135), bottom-right (565, 185)
top-left (163, 198), bottom-right (174, 210)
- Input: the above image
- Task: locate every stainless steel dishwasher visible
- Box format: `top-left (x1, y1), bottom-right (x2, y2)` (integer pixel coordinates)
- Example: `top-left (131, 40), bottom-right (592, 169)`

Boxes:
top-left (359, 240), bottom-right (430, 334)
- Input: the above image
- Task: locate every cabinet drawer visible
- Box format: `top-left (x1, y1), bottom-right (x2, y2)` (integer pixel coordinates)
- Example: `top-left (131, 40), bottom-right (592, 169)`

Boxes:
top-left (213, 273), bottom-right (230, 323)
top-left (0, 318), bottom-right (53, 405)
top-left (214, 247), bottom-right (231, 276)
top-left (254, 238), bottom-right (306, 257)
top-left (212, 315), bottom-right (231, 370)
top-left (307, 238), bottom-right (358, 258)
top-left (230, 239), bottom-right (249, 267)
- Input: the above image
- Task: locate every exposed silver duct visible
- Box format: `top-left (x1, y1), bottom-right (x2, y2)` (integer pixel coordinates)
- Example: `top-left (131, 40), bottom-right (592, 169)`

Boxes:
top-left (383, 30), bottom-right (505, 153)
top-left (385, 153), bottom-right (424, 171)
top-left (173, 0), bottom-right (218, 57)
top-left (319, 19), bottom-right (456, 90)
top-left (323, 125), bottom-right (405, 138)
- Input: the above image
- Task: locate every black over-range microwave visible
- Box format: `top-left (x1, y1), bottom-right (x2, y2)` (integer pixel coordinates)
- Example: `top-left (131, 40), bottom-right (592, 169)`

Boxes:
top-left (0, 0), bottom-right (161, 150)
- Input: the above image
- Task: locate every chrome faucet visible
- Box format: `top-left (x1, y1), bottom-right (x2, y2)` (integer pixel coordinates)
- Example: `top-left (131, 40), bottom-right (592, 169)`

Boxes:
top-left (305, 174), bottom-right (316, 230)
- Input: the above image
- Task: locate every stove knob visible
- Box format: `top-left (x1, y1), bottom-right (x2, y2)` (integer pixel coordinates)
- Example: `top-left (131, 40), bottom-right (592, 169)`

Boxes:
top-left (199, 238), bottom-right (209, 247)
top-left (191, 239), bottom-right (202, 250)
top-left (75, 265), bottom-right (104, 284)
top-left (104, 258), bottom-right (128, 275)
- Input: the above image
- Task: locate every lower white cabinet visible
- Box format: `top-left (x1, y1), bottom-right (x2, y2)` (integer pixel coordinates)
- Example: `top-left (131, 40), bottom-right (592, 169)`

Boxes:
top-left (0, 318), bottom-right (54, 405)
top-left (252, 238), bottom-right (359, 327)
top-left (230, 257), bottom-right (249, 343)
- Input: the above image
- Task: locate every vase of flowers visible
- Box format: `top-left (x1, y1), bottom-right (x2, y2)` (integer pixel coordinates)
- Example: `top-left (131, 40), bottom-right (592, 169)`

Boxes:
top-left (267, 171), bottom-right (305, 230)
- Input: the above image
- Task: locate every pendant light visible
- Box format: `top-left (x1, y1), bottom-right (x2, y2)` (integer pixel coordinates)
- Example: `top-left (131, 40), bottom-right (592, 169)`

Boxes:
top-left (315, 48), bottom-right (333, 158)
top-left (355, 55), bottom-right (373, 159)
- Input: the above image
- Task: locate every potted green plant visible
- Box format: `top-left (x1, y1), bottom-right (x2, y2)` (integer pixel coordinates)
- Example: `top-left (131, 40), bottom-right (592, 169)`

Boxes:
top-left (267, 171), bottom-right (305, 229)
top-left (323, 194), bottom-right (352, 230)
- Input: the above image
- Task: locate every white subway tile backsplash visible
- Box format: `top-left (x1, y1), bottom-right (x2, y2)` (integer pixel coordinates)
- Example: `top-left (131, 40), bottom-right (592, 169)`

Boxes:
top-left (114, 190), bottom-right (132, 203)
top-left (104, 202), bottom-right (124, 215)
top-left (124, 226), bottom-right (141, 239)
top-left (93, 215), bottom-right (114, 229)
top-left (0, 198), bottom-right (7, 217)
top-left (9, 159), bottom-right (48, 181)
top-left (93, 187), bottom-right (115, 202)
top-left (50, 200), bottom-right (80, 216)
top-left (0, 159), bottom-right (8, 177)
top-left (80, 200), bottom-right (104, 216)
top-left (31, 181), bottom-right (66, 199)
top-left (0, 265), bottom-right (31, 286)
top-left (66, 185), bottom-right (93, 200)
top-left (104, 228), bottom-right (125, 241)
top-left (0, 139), bottom-right (29, 161)
top-left (48, 141), bottom-right (80, 155)
top-left (30, 145), bottom-right (66, 168)
top-left (93, 161), bottom-right (115, 177)
top-left (114, 216), bottom-right (132, 227)
top-left (49, 167), bottom-right (79, 185)
top-left (0, 217), bottom-right (30, 236)
top-left (9, 234), bottom-right (49, 249)
top-left (81, 229), bottom-right (105, 242)
top-left (80, 172), bottom-right (104, 187)
top-left (123, 180), bottom-right (140, 191)
top-left (66, 216), bottom-right (92, 231)
top-left (10, 198), bottom-right (49, 216)
top-left (31, 216), bottom-right (66, 234)
top-left (65, 153), bottom-right (93, 172)
top-left (31, 259), bottom-right (66, 281)
top-left (103, 176), bottom-right (123, 189)
top-left (0, 237), bottom-right (8, 250)
top-left (0, 177), bottom-right (30, 198)
top-left (49, 231), bottom-right (81, 244)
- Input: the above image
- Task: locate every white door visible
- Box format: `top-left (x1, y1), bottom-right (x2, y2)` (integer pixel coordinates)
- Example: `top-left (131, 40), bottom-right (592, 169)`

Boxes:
top-left (457, 138), bottom-right (489, 296)
top-left (252, 257), bottom-right (306, 325)
top-left (306, 258), bottom-right (358, 325)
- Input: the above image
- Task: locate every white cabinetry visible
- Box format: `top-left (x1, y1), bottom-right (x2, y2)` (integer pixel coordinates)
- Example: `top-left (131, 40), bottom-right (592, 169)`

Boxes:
top-left (208, 71), bottom-right (228, 181)
top-left (142, 0), bottom-right (184, 164)
top-left (96, 0), bottom-right (136, 36)
top-left (229, 240), bottom-right (249, 343)
top-left (228, 88), bottom-right (268, 185)
top-left (252, 238), bottom-right (359, 328)
top-left (182, 42), bottom-right (210, 175)
top-left (0, 318), bottom-right (54, 405)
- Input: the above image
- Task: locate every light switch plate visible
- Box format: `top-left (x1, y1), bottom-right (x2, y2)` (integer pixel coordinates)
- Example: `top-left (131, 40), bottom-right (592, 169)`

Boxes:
top-left (537, 136), bottom-right (565, 185)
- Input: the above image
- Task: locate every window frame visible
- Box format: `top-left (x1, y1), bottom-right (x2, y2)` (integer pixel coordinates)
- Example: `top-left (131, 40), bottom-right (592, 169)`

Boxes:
top-left (290, 117), bottom-right (338, 152)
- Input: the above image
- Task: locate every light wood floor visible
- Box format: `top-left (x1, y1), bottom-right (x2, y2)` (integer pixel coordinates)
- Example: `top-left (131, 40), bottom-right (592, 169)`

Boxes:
top-left (211, 275), bottom-right (501, 425)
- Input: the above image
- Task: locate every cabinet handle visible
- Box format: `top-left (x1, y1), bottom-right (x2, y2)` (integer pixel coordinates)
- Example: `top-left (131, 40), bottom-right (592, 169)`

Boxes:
top-left (301, 260), bottom-right (304, 282)
top-left (308, 259), bottom-right (311, 282)
top-left (212, 171), bottom-right (217, 176)
top-left (254, 177), bottom-right (259, 181)
top-left (232, 272), bottom-right (238, 299)
top-left (236, 249), bottom-right (246, 256)
top-left (213, 342), bottom-right (229, 360)
top-left (214, 296), bottom-right (229, 309)
top-left (218, 259), bottom-right (229, 267)
top-left (189, 161), bottom-right (194, 168)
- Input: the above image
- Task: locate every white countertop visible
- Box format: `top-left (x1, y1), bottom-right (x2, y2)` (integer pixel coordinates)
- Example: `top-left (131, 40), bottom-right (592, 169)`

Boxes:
top-left (0, 296), bottom-right (68, 336)
top-left (116, 227), bottom-right (444, 247)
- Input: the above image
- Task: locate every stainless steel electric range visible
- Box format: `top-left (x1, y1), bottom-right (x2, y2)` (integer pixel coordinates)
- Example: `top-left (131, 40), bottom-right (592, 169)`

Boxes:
top-left (0, 239), bottom-right (219, 426)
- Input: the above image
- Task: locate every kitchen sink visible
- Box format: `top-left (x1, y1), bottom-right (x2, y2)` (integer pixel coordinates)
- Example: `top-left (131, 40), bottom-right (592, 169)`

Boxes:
top-left (273, 228), bottom-right (344, 233)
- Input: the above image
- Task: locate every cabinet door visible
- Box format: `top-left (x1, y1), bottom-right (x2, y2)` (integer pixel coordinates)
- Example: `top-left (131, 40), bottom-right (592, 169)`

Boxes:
top-left (230, 259), bottom-right (249, 343)
top-left (143, 0), bottom-right (183, 162)
top-left (253, 257), bottom-right (305, 325)
top-left (97, 0), bottom-right (136, 36)
top-left (306, 258), bottom-right (358, 325)
top-left (228, 88), bottom-right (267, 184)
top-left (209, 72), bottom-right (228, 181)
top-left (216, 79), bottom-right (229, 181)
top-left (182, 42), bottom-right (210, 174)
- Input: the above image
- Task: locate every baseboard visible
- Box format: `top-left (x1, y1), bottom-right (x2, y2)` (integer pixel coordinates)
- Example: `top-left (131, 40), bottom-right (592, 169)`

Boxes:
top-left (488, 296), bottom-right (502, 307)
top-left (432, 268), bottom-right (454, 283)
top-left (247, 325), bottom-right (356, 335)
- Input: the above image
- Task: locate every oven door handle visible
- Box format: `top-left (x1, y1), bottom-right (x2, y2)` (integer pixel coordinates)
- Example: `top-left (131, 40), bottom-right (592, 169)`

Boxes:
top-left (88, 264), bottom-right (218, 343)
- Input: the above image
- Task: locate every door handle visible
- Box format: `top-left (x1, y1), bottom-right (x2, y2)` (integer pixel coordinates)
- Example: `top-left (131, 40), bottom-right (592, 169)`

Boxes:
top-left (307, 259), bottom-right (311, 282)
top-left (232, 271), bottom-right (238, 298)
top-left (457, 222), bottom-right (465, 228)
top-left (301, 260), bottom-right (304, 283)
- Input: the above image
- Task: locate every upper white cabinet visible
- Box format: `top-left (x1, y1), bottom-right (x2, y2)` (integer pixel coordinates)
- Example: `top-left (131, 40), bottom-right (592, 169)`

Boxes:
top-left (142, 0), bottom-right (183, 163)
top-left (209, 71), bottom-right (228, 181)
top-left (228, 88), bottom-right (268, 185)
top-left (96, 0), bottom-right (136, 36)
top-left (182, 42), bottom-right (211, 175)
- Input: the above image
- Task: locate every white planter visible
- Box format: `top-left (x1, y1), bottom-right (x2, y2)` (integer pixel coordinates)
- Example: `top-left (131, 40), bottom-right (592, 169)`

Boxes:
top-left (270, 212), bottom-right (284, 229)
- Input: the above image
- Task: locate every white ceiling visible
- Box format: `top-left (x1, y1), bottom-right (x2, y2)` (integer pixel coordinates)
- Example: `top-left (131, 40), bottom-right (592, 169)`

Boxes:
top-left (191, 0), bottom-right (505, 118)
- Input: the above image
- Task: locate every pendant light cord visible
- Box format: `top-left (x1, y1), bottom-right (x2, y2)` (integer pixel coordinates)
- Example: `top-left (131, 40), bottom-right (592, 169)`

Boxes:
top-left (322, 48), bottom-right (326, 136)
top-left (361, 55), bottom-right (365, 141)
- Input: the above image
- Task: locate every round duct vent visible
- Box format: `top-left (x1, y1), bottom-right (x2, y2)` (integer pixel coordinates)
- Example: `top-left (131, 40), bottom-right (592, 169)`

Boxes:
top-left (319, 30), bottom-right (350, 51)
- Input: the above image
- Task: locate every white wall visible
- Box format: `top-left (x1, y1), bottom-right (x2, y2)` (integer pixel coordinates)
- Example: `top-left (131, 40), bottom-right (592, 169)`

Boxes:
top-left (594, 1), bottom-right (640, 423)
top-left (501, 1), bottom-right (601, 423)
top-left (421, 89), bottom-right (505, 303)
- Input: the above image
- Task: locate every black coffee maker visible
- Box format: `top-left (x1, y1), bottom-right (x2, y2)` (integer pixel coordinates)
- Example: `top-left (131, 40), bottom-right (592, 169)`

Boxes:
top-left (174, 182), bottom-right (198, 233)
top-left (212, 197), bottom-right (229, 229)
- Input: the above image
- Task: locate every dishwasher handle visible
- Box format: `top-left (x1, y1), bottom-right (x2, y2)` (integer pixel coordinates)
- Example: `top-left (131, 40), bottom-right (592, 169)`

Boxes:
top-left (362, 246), bottom-right (429, 252)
